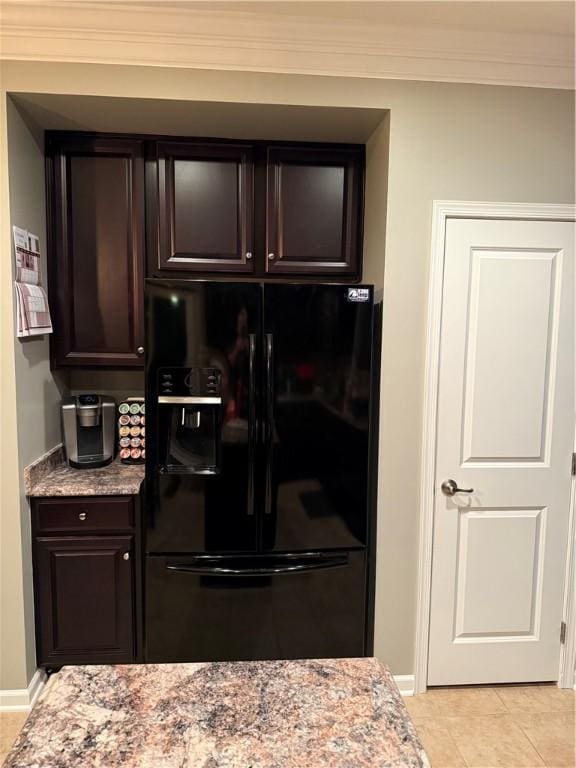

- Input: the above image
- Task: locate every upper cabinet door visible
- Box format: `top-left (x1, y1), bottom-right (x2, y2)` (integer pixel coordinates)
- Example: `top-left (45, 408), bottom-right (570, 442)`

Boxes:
top-left (152, 142), bottom-right (254, 274)
top-left (48, 137), bottom-right (145, 368)
top-left (266, 146), bottom-right (364, 277)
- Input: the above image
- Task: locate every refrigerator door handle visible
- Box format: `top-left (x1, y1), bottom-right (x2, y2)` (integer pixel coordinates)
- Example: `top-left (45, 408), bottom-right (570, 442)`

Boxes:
top-left (264, 332), bottom-right (274, 515)
top-left (166, 554), bottom-right (348, 576)
top-left (247, 333), bottom-right (257, 517)
top-left (158, 396), bottom-right (222, 405)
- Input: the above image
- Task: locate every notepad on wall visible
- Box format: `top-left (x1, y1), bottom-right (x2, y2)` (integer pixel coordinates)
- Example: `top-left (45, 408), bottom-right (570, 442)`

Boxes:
top-left (13, 225), bottom-right (53, 337)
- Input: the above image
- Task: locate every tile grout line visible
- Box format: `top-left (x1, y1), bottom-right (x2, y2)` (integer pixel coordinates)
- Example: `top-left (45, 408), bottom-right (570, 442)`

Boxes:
top-left (441, 713), bottom-right (544, 768)
top-left (441, 730), bottom-right (469, 768)
top-left (450, 730), bottom-right (470, 768)
top-left (432, 688), bottom-right (549, 768)
top-left (509, 708), bottom-right (576, 768)
top-left (512, 722), bottom-right (550, 768)
top-left (412, 718), bottom-right (470, 768)
top-left (491, 686), bottom-right (510, 712)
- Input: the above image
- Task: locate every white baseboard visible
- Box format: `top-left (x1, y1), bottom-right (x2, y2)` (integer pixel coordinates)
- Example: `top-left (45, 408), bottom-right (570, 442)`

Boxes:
top-left (0, 669), bottom-right (47, 712)
top-left (394, 674), bottom-right (415, 697)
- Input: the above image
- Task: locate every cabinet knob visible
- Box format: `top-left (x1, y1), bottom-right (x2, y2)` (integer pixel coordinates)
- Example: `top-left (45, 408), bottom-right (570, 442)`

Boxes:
top-left (123, 552), bottom-right (130, 561)
top-left (137, 346), bottom-right (144, 355)
top-left (267, 253), bottom-right (275, 260)
top-left (78, 511), bottom-right (87, 521)
top-left (245, 251), bottom-right (253, 261)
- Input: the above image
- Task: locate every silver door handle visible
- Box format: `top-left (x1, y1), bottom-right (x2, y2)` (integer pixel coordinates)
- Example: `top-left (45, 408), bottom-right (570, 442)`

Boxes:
top-left (247, 333), bottom-right (256, 517)
top-left (441, 479), bottom-right (474, 496)
top-left (264, 333), bottom-right (274, 515)
top-left (158, 396), bottom-right (221, 405)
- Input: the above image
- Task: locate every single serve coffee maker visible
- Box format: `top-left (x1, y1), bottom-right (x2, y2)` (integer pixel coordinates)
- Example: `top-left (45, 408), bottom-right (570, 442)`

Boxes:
top-left (61, 394), bottom-right (116, 468)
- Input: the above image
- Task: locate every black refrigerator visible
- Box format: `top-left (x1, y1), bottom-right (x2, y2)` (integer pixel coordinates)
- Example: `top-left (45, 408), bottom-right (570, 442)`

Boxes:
top-left (144, 280), bottom-right (381, 663)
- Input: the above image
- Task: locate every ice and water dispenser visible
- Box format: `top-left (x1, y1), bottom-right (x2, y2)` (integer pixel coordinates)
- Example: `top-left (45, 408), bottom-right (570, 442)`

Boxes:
top-left (157, 367), bottom-right (222, 474)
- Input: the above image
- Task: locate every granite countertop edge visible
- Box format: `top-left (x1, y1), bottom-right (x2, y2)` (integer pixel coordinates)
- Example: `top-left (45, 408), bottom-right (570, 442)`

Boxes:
top-left (5, 658), bottom-right (430, 768)
top-left (25, 445), bottom-right (145, 497)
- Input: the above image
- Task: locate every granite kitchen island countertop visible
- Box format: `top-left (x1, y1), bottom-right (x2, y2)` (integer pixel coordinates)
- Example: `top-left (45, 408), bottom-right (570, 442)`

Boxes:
top-left (25, 446), bottom-right (145, 496)
top-left (5, 658), bottom-right (429, 768)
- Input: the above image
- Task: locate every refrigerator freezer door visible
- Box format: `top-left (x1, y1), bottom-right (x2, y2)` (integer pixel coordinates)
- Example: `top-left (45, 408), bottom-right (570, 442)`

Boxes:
top-left (145, 550), bottom-right (366, 662)
top-left (262, 284), bottom-right (374, 551)
top-left (146, 281), bottom-right (261, 553)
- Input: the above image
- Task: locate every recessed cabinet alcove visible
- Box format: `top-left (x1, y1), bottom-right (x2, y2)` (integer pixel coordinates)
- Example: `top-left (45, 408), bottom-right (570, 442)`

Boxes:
top-left (46, 132), bottom-right (366, 369)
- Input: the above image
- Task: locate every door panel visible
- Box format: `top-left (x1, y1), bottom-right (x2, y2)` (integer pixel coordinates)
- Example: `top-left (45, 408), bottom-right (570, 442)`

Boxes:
top-left (428, 219), bottom-right (575, 685)
top-left (145, 281), bottom-right (261, 553)
top-left (262, 284), bottom-right (374, 551)
top-left (453, 508), bottom-right (544, 637)
top-left (462, 249), bottom-right (558, 463)
top-left (145, 551), bottom-right (366, 662)
top-left (153, 142), bottom-right (254, 273)
top-left (35, 536), bottom-right (134, 665)
top-left (48, 136), bottom-right (145, 367)
top-left (266, 146), bottom-right (363, 276)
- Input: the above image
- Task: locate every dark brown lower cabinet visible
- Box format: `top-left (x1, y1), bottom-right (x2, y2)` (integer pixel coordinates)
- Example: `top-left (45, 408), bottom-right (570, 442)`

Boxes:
top-left (32, 496), bottom-right (140, 667)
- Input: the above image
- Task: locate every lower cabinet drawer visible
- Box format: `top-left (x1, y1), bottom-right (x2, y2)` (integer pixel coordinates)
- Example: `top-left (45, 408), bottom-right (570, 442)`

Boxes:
top-left (35, 496), bottom-right (134, 533)
top-left (34, 536), bottom-right (135, 666)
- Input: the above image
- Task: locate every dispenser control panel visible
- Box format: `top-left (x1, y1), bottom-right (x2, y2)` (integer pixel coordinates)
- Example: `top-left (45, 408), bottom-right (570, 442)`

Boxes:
top-left (158, 367), bottom-right (222, 397)
top-left (78, 394), bottom-right (99, 406)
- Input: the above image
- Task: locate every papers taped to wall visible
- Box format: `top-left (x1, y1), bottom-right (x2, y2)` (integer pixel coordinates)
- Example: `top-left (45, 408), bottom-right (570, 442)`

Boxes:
top-left (13, 226), bottom-right (53, 337)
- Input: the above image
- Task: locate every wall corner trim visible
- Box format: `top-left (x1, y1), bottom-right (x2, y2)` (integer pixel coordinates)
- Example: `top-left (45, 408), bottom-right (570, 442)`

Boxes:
top-left (0, 668), bottom-right (47, 712)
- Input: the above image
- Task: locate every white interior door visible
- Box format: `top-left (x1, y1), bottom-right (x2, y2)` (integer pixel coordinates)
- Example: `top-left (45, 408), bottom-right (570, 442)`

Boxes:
top-left (428, 218), bottom-right (575, 686)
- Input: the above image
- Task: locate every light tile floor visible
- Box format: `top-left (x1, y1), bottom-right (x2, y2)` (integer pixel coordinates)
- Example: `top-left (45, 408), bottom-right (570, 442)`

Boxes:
top-left (0, 684), bottom-right (574, 767)
top-left (0, 712), bottom-right (28, 766)
top-left (405, 684), bottom-right (575, 768)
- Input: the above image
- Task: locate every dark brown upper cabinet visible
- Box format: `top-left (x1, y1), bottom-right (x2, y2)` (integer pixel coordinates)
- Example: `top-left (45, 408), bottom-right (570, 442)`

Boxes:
top-left (47, 136), bottom-right (145, 368)
top-left (265, 146), bottom-right (364, 276)
top-left (150, 141), bottom-right (254, 274)
top-left (46, 135), bottom-right (366, 370)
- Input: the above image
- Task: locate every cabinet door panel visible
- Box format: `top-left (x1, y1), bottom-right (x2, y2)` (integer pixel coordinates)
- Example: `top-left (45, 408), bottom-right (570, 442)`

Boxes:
top-left (34, 536), bottom-right (134, 665)
top-left (266, 146), bottom-right (363, 276)
top-left (281, 164), bottom-right (345, 260)
top-left (154, 142), bottom-right (254, 273)
top-left (48, 137), bottom-right (145, 367)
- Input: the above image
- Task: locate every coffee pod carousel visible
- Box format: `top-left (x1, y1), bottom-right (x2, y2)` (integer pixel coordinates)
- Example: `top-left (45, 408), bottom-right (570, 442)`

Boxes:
top-left (117, 397), bottom-right (145, 464)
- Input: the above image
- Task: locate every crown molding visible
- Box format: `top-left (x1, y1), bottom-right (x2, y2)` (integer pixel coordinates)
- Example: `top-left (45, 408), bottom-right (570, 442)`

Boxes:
top-left (0, 1), bottom-right (573, 89)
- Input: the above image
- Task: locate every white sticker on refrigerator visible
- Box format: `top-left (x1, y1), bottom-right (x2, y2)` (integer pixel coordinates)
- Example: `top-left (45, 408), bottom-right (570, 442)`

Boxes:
top-left (347, 288), bottom-right (369, 302)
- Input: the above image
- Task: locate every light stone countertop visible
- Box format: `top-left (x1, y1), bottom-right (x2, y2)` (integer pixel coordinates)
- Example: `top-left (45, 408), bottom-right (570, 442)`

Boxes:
top-left (4, 659), bottom-right (429, 768)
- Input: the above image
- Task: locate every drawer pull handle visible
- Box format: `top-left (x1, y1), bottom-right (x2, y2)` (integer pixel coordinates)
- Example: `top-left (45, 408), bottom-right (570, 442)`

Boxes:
top-left (123, 552), bottom-right (130, 561)
top-left (78, 512), bottom-right (87, 521)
